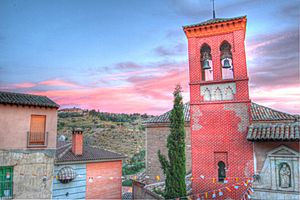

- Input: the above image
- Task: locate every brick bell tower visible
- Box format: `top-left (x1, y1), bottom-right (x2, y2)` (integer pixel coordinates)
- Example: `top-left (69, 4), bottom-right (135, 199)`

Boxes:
top-left (183, 16), bottom-right (254, 198)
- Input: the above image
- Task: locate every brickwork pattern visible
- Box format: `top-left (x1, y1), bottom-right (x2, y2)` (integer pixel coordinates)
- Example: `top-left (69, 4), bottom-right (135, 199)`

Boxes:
top-left (72, 133), bottom-right (83, 155)
top-left (146, 126), bottom-right (191, 183)
top-left (86, 161), bottom-right (122, 199)
top-left (186, 18), bottom-right (254, 199)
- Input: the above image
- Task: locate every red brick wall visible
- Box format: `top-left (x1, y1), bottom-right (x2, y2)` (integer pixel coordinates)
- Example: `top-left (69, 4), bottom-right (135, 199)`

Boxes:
top-left (185, 18), bottom-right (254, 199)
top-left (72, 133), bottom-right (83, 155)
top-left (86, 160), bottom-right (122, 199)
top-left (190, 103), bottom-right (253, 199)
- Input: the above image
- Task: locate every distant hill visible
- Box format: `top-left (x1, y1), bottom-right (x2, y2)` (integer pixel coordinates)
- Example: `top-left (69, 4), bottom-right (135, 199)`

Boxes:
top-left (57, 109), bottom-right (154, 160)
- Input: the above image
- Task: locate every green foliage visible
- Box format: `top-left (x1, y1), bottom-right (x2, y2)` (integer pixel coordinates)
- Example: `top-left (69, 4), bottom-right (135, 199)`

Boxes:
top-left (158, 85), bottom-right (186, 199)
top-left (123, 150), bottom-right (145, 175)
top-left (153, 187), bottom-right (165, 196)
top-left (122, 162), bottom-right (145, 175)
top-left (122, 179), bottom-right (132, 186)
top-left (88, 110), bottom-right (153, 123)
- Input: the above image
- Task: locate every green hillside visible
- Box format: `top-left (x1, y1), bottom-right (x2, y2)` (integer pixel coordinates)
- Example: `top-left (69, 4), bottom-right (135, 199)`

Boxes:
top-left (57, 110), bottom-right (152, 160)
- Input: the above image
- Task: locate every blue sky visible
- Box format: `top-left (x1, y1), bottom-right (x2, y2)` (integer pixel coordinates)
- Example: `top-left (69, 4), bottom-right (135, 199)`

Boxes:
top-left (0, 0), bottom-right (299, 114)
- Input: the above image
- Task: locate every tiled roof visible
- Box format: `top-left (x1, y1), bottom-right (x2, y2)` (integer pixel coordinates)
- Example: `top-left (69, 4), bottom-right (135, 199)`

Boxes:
top-left (183, 16), bottom-right (246, 29)
top-left (56, 141), bottom-right (126, 164)
top-left (0, 91), bottom-right (59, 108)
top-left (247, 123), bottom-right (300, 141)
top-left (145, 103), bottom-right (190, 124)
top-left (145, 102), bottom-right (297, 124)
top-left (251, 102), bottom-right (295, 121)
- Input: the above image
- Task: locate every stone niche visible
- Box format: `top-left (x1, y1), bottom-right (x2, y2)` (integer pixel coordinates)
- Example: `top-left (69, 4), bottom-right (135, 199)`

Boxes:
top-left (253, 145), bottom-right (300, 200)
top-left (200, 82), bottom-right (236, 101)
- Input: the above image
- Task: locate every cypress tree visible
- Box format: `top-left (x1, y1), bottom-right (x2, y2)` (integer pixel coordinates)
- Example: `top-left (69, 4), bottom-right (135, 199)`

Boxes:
top-left (158, 84), bottom-right (186, 199)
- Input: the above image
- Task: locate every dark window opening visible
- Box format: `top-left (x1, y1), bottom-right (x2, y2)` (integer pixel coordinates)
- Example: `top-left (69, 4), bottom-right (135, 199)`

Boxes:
top-left (218, 161), bottom-right (226, 182)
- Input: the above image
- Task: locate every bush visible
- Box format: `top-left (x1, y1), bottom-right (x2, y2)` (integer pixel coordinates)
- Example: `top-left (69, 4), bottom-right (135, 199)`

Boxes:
top-left (122, 179), bottom-right (132, 186)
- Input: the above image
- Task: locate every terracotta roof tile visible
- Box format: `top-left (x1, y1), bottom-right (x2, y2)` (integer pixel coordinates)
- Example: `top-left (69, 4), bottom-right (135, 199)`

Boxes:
top-left (183, 16), bottom-right (246, 29)
top-left (247, 123), bottom-right (299, 141)
top-left (0, 91), bottom-right (59, 108)
top-left (251, 102), bottom-right (295, 121)
top-left (56, 141), bottom-right (126, 164)
top-left (145, 103), bottom-right (190, 124)
top-left (145, 102), bottom-right (297, 124)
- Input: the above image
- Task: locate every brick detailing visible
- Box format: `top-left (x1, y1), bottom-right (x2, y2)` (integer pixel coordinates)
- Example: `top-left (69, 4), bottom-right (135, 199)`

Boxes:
top-left (86, 161), bottom-right (122, 199)
top-left (190, 103), bottom-right (254, 198)
top-left (72, 129), bottom-right (83, 155)
top-left (224, 103), bottom-right (250, 132)
top-left (200, 83), bottom-right (236, 101)
top-left (191, 107), bottom-right (202, 131)
top-left (185, 16), bottom-right (254, 199)
top-left (146, 126), bottom-right (191, 183)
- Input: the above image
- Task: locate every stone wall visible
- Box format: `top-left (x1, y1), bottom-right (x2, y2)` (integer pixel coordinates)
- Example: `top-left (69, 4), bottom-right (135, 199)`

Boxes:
top-left (146, 125), bottom-right (191, 183)
top-left (253, 189), bottom-right (300, 200)
top-left (132, 181), bottom-right (163, 200)
top-left (252, 144), bottom-right (300, 200)
top-left (0, 149), bottom-right (55, 199)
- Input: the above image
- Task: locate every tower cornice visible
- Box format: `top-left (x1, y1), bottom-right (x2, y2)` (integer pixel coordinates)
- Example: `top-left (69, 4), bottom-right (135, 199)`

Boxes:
top-left (183, 16), bottom-right (246, 38)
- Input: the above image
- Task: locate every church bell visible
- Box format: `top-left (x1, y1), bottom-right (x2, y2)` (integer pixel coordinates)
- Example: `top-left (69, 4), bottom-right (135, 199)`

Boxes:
top-left (222, 59), bottom-right (231, 69)
top-left (202, 59), bottom-right (211, 70)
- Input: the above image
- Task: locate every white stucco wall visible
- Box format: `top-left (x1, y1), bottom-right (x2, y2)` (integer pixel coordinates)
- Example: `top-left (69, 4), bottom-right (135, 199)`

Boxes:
top-left (0, 104), bottom-right (57, 149)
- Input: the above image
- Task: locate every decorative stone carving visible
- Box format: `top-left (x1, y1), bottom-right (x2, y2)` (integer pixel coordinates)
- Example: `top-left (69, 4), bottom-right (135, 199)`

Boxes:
top-left (252, 145), bottom-right (300, 200)
top-left (203, 88), bottom-right (211, 101)
top-left (200, 83), bottom-right (236, 101)
top-left (279, 163), bottom-right (291, 188)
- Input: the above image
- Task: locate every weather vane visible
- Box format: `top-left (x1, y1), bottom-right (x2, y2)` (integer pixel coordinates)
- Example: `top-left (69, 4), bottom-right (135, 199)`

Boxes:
top-left (211, 0), bottom-right (216, 19)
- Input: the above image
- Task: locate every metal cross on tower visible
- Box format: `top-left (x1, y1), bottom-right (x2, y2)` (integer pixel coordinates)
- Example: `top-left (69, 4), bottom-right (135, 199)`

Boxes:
top-left (211, 0), bottom-right (216, 19)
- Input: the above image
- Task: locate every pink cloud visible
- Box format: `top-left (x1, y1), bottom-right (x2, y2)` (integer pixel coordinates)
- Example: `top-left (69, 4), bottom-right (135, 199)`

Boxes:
top-left (23, 63), bottom-right (190, 115)
top-left (14, 82), bottom-right (37, 88)
top-left (250, 84), bottom-right (300, 114)
top-left (39, 79), bottom-right (79, 88)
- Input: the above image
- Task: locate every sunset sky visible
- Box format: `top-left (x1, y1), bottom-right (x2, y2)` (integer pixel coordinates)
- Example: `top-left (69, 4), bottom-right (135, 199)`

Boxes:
top-left (0, 0), bottom-right (299, 115)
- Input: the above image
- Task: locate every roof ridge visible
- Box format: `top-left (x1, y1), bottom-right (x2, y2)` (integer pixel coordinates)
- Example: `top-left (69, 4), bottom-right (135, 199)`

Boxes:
top-left (86, 144), bottom-right (126, 157)
top-left (145, 101), bottom-right (297, 124)
top-left (0, 90), bottom-right (48, 98)
top-left (183, 15), bottom-right (246, 29)
top-left (252, 102), bottom-right (295, 119)
top-left (57, 144), bottom-right (72, 159)
top-left (0, 91), bottom-right (59, 108)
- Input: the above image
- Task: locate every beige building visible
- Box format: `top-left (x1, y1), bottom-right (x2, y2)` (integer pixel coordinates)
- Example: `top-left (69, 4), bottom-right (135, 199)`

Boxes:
top-left (0, 91), bottom-right (59, 199)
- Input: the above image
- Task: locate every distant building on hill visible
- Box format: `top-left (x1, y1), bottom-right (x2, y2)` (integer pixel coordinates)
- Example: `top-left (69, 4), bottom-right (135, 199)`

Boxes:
top-left (53, 128), bottom-right (126, 199)
top-left (59, 107), bottom-right (84, 114)
top-left (0, 91), bottom-right (59, 199)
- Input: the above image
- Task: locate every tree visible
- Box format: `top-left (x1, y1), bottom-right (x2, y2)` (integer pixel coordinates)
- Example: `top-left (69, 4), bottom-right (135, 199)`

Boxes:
top-left (158, 84), bottom-right (186, 199)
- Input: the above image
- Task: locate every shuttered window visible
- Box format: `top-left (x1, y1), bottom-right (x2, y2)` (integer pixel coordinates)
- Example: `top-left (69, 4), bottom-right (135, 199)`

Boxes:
top-left (29, 115), bottom-right (46, 145)
top-left (0, 166), bottom-right (13, 198)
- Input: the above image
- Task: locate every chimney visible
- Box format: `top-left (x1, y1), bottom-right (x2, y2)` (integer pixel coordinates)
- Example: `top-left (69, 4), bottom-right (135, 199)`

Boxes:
top-left (72, 128), bottom-right (83, 156)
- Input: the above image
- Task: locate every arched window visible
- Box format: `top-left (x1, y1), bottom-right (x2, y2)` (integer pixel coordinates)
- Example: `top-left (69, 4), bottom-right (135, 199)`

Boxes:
top-left (218, 161), bottom-right (226, 182)
top-left (200, 44), bottom-right (213, 81)
top-left (220, 41), bottom-right (234, 79)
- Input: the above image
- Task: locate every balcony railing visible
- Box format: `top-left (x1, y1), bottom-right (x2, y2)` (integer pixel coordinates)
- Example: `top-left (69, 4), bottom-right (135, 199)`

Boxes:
top-left (27, 131), bottom-right (48, 147)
